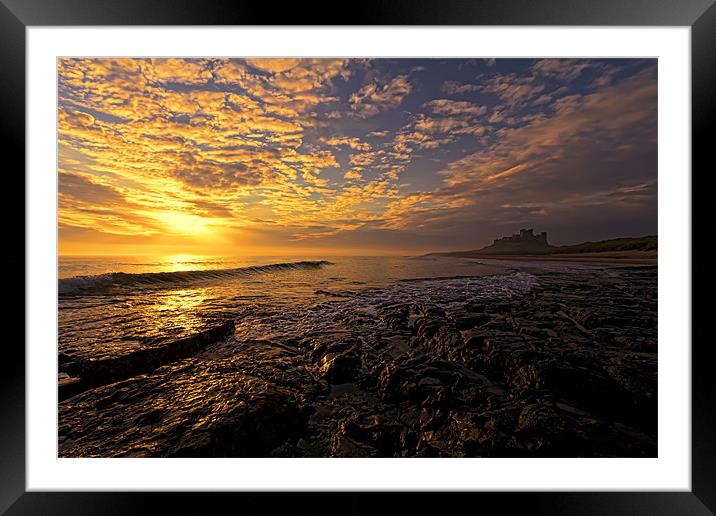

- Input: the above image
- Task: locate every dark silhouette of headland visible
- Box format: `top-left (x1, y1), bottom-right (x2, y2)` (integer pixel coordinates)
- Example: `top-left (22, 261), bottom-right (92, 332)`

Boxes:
top-left (426, 230), bottom-right (657, 265)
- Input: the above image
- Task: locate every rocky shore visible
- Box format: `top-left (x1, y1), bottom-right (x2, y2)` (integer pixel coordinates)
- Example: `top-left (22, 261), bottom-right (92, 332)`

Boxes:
top-left (59, 265), bottom-right (657, 457)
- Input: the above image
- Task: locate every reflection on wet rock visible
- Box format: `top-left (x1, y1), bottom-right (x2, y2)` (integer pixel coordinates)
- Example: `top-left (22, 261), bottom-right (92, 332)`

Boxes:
top-left (59, 340), bottom-right (319, 457)
top-left (58, 320), bottom-right (235, 401)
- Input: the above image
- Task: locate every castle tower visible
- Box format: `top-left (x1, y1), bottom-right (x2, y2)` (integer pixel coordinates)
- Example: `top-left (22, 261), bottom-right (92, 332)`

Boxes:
top-left (490, 229), bottom-right (548, 247)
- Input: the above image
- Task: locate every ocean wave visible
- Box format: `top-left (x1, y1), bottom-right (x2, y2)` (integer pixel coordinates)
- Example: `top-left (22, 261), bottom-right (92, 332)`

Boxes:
top-left (58, 260), bottom-right (334, 296)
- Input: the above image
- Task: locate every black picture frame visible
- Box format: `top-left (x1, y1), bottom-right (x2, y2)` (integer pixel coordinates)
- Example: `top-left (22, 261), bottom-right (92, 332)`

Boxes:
top-left (3, 0), bottom-right (713, 514)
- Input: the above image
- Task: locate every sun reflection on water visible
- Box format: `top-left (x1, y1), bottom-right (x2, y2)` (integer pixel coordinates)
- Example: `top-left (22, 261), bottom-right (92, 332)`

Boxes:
top-left (158, 255), bottom-right (221, 272)
top-left (149, 288), bottom-right (210, 334)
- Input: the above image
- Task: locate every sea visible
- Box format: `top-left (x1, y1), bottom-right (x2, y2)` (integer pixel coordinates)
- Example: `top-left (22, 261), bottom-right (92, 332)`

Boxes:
top-left (58, 255), bottom-right (539, 363)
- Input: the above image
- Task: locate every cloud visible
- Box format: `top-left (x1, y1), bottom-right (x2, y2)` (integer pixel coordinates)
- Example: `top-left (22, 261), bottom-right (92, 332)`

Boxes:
top-left (477, 73), bottom-right (545, 106)
top-left (532, 59), bottom-right (593, 81)
top-left (59, 171), bottom-right (126, 206)
top-left (244, 58), bottom-right (301, 74)
top-left (387, 98), bottom-right (488, 154)
top-left (443, 73), bottom-right (545, 107)
top-left (441, 81), bottom-right (481, 94)
top-left (387, 66), bottom-right (657, 243)
top-left (320, 136), bottom-right (372, 151)
top-left (58, 171), bottom-right (167, 236)
top-left (424, 99), bottom-right (487, 117)
top-left (58, 58), bottom-right (657, 253)
top-left (349, 74), bottom-right (412, 117)
top-left (57, 58), bottom-right (355, 242)
top-left (170, 153), bottom-right (265, 189)
top-left (62, 109), bottom-right (95, 127)
top-left (143, 58), bottom-right (214, 85)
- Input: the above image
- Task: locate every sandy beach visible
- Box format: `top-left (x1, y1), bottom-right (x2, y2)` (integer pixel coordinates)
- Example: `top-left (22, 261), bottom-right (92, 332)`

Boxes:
top-left (438, 251), bottom-right (657, 266)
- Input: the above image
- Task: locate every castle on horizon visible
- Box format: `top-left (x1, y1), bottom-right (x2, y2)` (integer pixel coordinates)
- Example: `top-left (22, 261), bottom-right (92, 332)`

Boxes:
top-left (493, 228), bottom-right (548, 246)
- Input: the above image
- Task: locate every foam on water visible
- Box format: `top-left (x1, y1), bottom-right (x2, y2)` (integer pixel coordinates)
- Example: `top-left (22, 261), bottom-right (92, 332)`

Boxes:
top-left (234, 271), bottom-right (539, 341)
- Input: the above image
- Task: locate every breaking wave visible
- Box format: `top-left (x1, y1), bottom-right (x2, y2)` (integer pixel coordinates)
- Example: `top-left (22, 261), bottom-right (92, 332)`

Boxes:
top-left (59, 260), bottom-right (334, 296)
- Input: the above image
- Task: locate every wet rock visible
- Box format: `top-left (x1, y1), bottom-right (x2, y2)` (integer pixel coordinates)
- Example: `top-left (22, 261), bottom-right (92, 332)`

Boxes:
top-left (446, 309), bottom-right (492, 330)
top-left (331, 412), bottom-right (415, 457)
top-left (603, 352), bottom-right (657, 431)
top-left (378, 358), bottom-right (497, 412)
top-left (510, 399), bottom-right (655, 457)
top-left (440, 407), bottom-right (519, 456)
top-left (410, 306), bottom-right (466, 361)
top-left (378, 306), bottom-right (410, 330)
top-left (169, 388), bottom-right (307, 457)
top-left (331, 435), bottom-right (380, 457)
top-left (59, 265), bottom-right (658, 458)
top-left (58, 340), bottom-right (318, 457)
top-left (59, 319), bottom-right (235, 401)
top-left (380, 333), bottom-right (410, 359)
top-left (303, 334), bottom-right (357, 362)
top-left (319, 351), bottom-right (361, 384)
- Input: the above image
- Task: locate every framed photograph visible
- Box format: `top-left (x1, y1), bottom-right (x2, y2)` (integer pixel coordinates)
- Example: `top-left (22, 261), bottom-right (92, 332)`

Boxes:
top-left (6, 0), bottom-right (713, 513)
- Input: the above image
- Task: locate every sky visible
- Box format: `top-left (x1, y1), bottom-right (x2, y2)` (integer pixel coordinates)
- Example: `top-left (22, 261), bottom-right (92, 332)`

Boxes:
top-left (58, 58), bottom-right (657, 256)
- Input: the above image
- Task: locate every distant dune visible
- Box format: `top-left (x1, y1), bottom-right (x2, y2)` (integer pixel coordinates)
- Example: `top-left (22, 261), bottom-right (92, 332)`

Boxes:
top-left (426, 235), bottom-right (657, 265)
top-left (551, 235), bottom-right (657, 254)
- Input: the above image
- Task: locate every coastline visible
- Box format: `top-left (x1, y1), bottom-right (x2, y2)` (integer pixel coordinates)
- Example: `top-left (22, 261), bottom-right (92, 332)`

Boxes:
top-left (430, 250), bottom-right (657, 266)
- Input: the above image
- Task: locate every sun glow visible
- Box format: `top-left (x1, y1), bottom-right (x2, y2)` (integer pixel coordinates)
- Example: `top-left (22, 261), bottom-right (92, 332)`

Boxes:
top-left (150, 211), bottom-right (214, 236)
top-left (159, 255), bottom-right (220, 272)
